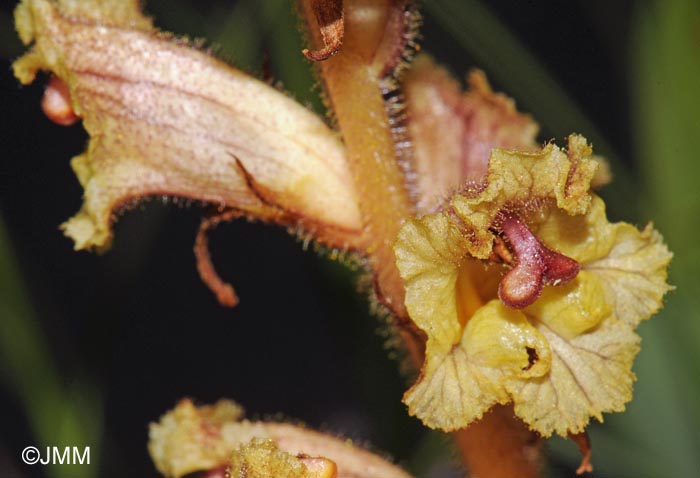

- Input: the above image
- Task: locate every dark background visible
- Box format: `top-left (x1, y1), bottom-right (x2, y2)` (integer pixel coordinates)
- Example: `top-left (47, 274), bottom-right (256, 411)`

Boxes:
top-left (1, 1), bottom-right (698, 477)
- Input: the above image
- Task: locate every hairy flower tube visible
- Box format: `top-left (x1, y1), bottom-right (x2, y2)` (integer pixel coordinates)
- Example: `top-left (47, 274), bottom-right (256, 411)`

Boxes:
top-left (13, 0), bottom-right (362, 251)
top-left (12, 0), bottom-right (673, 476)
top-left (148, 399), bottom-right (411, 478)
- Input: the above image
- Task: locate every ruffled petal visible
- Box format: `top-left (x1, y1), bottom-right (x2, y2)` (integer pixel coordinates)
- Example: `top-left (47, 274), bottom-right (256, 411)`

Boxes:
top-left (585, 223), bottom-right (673, 327)
top-left (403, 300), bottom-right (551, 431)
top-left (507, 314), bottom-right (640, 436)
top-left (394, 213), bottom-right (468, 349)
top-left (451, 134), bottom-right (598, 259)
top-left (533, 195), bottom-right (616, 264)
top-left (148, 399), bottom-right (267, 478)
top-left (394, 134), bottom-right (672, 437)
top-left (403, 340), bottom-right (508, 431)
top-left (535, 196), bottom-right (673, 326)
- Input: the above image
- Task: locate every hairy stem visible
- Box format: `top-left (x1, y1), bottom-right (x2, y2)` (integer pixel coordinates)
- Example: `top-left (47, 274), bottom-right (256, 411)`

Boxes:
top-left (300, 0), bottom-right (414, 317)
top-left (300, 2), bottom-right (541, 477)
top-left (455, 405), bottom-right (541, 478)
top-left (300, 0), bottom-right (425, 370)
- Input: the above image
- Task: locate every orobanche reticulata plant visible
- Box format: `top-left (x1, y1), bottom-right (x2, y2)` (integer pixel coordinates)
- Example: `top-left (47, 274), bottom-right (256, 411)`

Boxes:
top-left (12, 0), bottom-right (672, 477)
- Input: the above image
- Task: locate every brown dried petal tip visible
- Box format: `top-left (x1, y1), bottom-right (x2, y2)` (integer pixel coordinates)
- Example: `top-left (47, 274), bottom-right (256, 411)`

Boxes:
top-left (303, 0), bottom-right (344, 61)
top-left (498, 213), bottom-right (580, 308)
top-left (569, 431), bottom-right (594, 475)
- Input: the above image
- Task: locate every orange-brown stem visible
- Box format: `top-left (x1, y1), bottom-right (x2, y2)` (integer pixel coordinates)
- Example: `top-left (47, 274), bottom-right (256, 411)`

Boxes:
top-left (300, 0), bottom-right (414, 317)
top-left (455, 405), bottom-right (542, 478)
top-left (300, 0), bottom-right (425, 370)
top-left (300, 3), bottom-right (543, 477)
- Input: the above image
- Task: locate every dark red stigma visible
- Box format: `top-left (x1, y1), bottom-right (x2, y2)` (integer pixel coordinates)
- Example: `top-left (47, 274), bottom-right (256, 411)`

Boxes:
top-left (497, 212), bottom-right (580, 309)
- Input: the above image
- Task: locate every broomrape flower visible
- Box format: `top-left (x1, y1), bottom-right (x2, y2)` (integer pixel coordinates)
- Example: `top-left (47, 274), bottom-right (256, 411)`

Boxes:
top-left (147, 399), bottom-right (412, 478)
top-left (396, 56), bottom-right (672, 440)
top-left (395, 134), bottom-right (672, 436)
top-left (12, 0), bottom-right (673, 475)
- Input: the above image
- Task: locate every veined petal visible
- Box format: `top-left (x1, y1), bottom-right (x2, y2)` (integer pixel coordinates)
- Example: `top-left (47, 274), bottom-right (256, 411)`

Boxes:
top-left (404, 300), bottom-right (551, 431)
top-left (403, 341), bottom-right (508, 432)
top-left (13, 0), bottom-right (361, 251)
top-left (585, 223), bottom-right (673, 327)
top-left (535, 196), bottom-right (674, 326)
top-left (507, 314), bottom-right (640, 437)
top-left (394, 213), bottom-right (468, 349)
top-left (394, 134), bottom-right (671, 437)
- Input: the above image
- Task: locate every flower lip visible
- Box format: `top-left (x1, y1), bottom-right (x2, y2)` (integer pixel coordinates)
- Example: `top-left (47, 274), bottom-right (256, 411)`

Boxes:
top-left (496, 211), bottom-right (580, 309)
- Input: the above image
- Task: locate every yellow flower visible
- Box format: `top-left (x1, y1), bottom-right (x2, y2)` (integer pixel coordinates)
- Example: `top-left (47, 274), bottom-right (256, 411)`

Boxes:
top-left (12, 0), bottom-right (674, 467)
top-left (395, 135), bottom-right (673, 436)
top-left (149, 399), bottom-right (410, 478)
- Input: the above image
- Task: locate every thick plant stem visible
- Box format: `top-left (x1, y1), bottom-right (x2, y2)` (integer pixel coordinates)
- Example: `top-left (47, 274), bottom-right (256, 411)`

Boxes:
top-left (300, 0), bottom-right (414, 319)
top-left (455, 405), bottom-right (541, 478)
top-left (300, 2), bottom-right (541, 477)
top-left (300, 0), bottom-right (425, 368)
